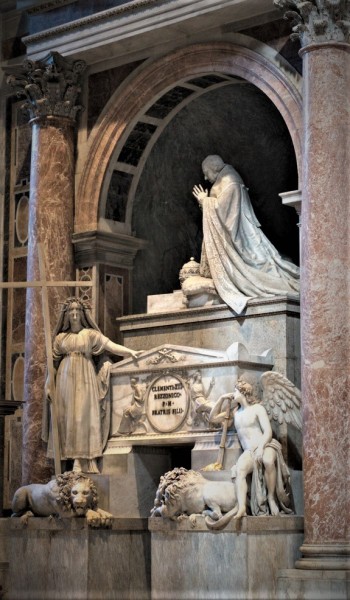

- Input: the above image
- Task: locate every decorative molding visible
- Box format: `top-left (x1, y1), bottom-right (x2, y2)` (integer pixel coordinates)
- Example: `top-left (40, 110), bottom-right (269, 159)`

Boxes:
top-left (146, 348), bottom-right (185, 365)
top-left (24, 0), bottom-right (161, 43)
top-left (0, 400), bottom-right (23, 416)
top-left (274, 0), bottom-right (350, 45)
top-left (72, 229), bottom-right (147, 269)
top-left (109, 360), bottom-right (273, 378)
top-left (26, 0), bottom-right (77, 14)
top-left (6, 51), bottom-right (86, 121)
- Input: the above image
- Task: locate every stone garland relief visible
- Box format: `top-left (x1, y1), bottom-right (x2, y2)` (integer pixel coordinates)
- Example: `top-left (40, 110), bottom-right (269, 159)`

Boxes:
top-left (274, 0), bottom-right (350, 45)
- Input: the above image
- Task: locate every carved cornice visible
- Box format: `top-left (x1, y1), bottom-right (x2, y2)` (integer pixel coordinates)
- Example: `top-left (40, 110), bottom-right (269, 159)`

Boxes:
top-left (274, 0), bottom-right (350, 45)
top-left (6, 51), bottom-right (86, 121)
top-left (24, 0), bottom-right (161, 43)
top-left (27, 0), bottom-right (77, 14)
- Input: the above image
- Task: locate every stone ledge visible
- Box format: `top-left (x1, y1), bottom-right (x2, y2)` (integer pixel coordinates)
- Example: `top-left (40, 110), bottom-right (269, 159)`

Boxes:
top-left (9, 516), bottom-right (149, 531)
top-left (279, 569), bottom-right (350, 580)
top-left (149, 514), bottom-right (304, 533)
top-left (118, 295), bottom-right (300, 332)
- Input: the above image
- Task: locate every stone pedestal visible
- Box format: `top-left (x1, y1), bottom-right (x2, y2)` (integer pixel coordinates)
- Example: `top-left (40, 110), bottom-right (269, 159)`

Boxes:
top-left (150, 515), bottom-right (304, 600)
top-left (8, 518), bottom-right (151, 600)
top-left (277, 569), bottom-right (350, 600)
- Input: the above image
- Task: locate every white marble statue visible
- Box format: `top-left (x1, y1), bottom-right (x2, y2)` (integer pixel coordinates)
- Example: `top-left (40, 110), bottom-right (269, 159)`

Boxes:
top-left (12, 471), bottom-right (114, 528)
top-left (151, 467), bottom-right (238, 524)
top-left (42, 297), bottom-right (143, 474)
top-left (192, 155), bottom-right (300, 314)
top-left (207, 374), bottom-right (301, 528)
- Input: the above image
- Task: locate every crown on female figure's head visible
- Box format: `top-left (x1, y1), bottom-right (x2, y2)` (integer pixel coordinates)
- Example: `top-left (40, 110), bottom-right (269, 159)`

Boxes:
top-left (59, 296), bottom-right (91, 312)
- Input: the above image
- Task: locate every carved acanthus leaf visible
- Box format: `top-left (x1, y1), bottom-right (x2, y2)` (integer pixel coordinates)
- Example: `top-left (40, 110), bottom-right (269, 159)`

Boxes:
top-left (6, 52), bottom-right (86, 121)
top-left (274, 0), bottom-right (350, 45)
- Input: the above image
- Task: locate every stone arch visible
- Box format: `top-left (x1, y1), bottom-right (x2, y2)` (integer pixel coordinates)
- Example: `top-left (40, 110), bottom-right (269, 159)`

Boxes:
top-left (75, 37), bottom-right (302, 234)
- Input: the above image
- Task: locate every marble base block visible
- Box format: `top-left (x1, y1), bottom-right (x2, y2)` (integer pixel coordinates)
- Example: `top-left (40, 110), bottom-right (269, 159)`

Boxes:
top-left (277, 568), bottom-right (350, 599)
top-left (8, 518), bottom-right (151, 600)
top-left (149, 515), bottom-right (304, 600)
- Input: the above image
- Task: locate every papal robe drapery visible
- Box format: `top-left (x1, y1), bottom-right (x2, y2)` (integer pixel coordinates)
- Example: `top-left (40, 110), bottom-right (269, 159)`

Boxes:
top-left (200, 165), bottom-right (300, 314)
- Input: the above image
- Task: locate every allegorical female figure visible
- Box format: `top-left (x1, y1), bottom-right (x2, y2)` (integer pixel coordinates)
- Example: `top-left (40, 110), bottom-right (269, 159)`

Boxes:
top-left (42, 297), bottom-right (142, 473)
top-left (192, 155), bottom-right (300, 314)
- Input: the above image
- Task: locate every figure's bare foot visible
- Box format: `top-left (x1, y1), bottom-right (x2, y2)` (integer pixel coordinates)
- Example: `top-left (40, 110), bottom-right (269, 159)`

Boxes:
top-left (201, 462), bottom-right (223, 472)
top-left (268, 497), bottom-right (279, 516)
top-left (73, 459), bottom-right (82, 473)
top-left (233, 508), bottom-right (247, 520)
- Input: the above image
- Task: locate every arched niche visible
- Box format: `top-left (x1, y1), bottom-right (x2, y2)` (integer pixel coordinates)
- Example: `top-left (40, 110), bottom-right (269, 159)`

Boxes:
top-left (76, 38), bottom-right (302, 313)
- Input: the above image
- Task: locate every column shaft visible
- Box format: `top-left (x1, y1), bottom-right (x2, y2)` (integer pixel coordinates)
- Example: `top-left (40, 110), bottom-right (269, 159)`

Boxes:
top-left (23, 117), bottom-right (75, 484)
top-left (300, 43), bottom-right (350, 563)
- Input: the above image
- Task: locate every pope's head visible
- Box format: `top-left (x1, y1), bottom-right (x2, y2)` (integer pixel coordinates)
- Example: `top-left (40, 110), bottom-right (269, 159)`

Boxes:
top-left (202, 155), bottom-right (225, 183)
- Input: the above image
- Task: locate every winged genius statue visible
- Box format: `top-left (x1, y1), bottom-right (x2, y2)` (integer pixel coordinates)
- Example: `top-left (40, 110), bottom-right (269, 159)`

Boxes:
top-left (207, 372), bottom-right (301, 527)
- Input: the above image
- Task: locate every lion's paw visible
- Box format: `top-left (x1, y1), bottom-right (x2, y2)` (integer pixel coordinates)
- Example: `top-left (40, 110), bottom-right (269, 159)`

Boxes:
top-left (176, 514), bottom-right (188, 522)
top-left (19, 511), bottom-right (34, 526)
top-left (86, 509), bottom-right (113, 529)
top-left (189, 514), bottom-right (197, 528)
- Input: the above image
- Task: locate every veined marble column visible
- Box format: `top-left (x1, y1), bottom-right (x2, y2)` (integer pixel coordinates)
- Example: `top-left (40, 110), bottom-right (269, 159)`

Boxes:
top-left (7, 53), bottom-right (86, 484)
top-left (275, 0), bottom-right (350, 572)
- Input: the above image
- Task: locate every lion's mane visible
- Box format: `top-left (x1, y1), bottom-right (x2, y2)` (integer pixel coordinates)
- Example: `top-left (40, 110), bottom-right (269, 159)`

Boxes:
top-left (154, 467), bottom-right (204, 507)
top-left (55, 471), bottom-right (99, 513)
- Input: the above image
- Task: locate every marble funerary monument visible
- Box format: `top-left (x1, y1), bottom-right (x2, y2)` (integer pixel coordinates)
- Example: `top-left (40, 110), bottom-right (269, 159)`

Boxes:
top-left (0, 1), bottom-right (349, 599)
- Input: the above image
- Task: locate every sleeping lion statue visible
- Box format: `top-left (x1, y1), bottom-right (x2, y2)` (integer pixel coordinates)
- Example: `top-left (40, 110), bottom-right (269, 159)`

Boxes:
top-left (150, 467), bottom-right (238, 527)
top-left (12, 471), bottom-right (113, 528)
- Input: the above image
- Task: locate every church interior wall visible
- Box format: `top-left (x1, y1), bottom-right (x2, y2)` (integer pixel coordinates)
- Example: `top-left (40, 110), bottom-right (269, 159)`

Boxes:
top-left (1, 2), bottom-right (347, 598)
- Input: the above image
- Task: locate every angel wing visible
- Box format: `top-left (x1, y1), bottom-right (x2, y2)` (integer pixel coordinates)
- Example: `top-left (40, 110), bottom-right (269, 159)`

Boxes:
top-left (260, 371), bottom-right (302, 431)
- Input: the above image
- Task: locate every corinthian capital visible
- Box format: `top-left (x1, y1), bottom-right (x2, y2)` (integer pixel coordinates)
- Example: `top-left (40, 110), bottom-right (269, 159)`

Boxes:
top-left (274, 0), bottom-right (350, 45)
top-left (6, 51), bottom-right (86, 121)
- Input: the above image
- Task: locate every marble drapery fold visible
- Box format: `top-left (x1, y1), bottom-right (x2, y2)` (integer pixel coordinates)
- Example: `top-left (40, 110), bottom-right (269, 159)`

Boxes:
top-left (200, 164), bottom-right (300, 314)
top-left (43, 329), bottom-right (111, 461)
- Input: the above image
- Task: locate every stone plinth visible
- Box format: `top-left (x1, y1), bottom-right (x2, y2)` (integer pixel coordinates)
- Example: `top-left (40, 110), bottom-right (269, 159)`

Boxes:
top-left (8, 518), bottom-right (151, 600)
top-left (277, 569), bottom-right (350, 600)
top-left (149, 515), bottom-right (304, 600)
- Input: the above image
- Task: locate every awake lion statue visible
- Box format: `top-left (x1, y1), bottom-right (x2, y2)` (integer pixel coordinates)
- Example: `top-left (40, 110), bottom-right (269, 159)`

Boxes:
top-left (12, 471), bottom-right (113, 528)
top-left (151, 467), bottom-right (238, 526)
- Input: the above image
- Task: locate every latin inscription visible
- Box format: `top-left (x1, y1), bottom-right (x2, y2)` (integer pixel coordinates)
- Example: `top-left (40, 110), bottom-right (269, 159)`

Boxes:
top-left (147, 375), bottom-right (189, 433)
